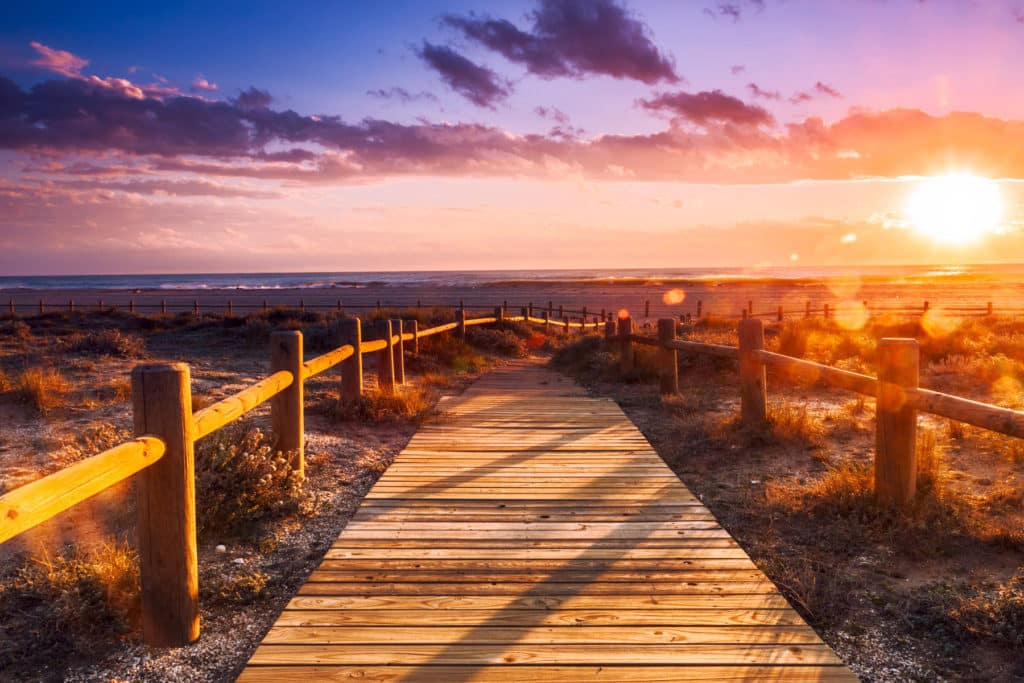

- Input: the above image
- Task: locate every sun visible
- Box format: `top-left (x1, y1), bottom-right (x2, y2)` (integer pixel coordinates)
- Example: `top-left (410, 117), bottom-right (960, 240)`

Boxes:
top-left (906, 173), bottom-right (1003, 245)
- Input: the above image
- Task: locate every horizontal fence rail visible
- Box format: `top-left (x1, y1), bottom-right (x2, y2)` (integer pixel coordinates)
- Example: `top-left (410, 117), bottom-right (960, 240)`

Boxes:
top-left (612, 315), bottom-right (1024, 508)
top-left (0, 304), bottom-right (604, 647)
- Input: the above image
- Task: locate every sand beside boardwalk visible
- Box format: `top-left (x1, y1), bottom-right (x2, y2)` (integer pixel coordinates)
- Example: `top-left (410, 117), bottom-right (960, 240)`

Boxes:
top-left (6, 277), bottom-right (1024, 320)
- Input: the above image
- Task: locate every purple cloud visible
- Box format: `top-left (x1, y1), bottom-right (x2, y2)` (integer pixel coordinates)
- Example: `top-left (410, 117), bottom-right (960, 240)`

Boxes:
top-left (442, 0), bottom-right (679, 84)
top-left (730, 64), bottom-right (746, 75)
top-left (416, 42), bottom-right (510, 108)
top-left (638, 89), bottom-right (774, 127)
top-left (746, 82), bottom-right (781, 100)
top-left (366, 87), bottom-right (439, 104)
top-left (814, 81), bottom-right (843, 98)
top-left (234, 87), bottom-right (273, 110)
top-left (790, 81), bottom-right (843, 104)
top-left (703, 1), bottom-right (764, 22)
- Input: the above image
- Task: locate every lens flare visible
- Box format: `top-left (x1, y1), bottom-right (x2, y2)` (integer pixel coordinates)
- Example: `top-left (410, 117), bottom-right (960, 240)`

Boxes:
top-left (662, 289), bottom-right (685, 305)
top-left (834, 300), bottom-right (869, 331)
top-left (906, 173), bottom-right (1003, 245)
top-left (920, 308), bottom-right (961, 338)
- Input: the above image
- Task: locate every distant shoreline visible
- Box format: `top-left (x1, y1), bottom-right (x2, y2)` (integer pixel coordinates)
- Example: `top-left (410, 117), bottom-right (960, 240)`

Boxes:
top-left (3, 263), bottom-right (1024, 293)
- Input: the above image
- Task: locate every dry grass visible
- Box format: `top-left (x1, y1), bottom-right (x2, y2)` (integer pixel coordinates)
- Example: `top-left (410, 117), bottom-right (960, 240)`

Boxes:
top-left (199, 565), bottom-right (270, 606)
top-left (0, 540), bottom-right (140, 678)
top-left (11, 367), bottom-right (71, 413)
top-left (66, 329), bottom-right (146, 358)
top-left (329, 385), bottom-right (438, 424)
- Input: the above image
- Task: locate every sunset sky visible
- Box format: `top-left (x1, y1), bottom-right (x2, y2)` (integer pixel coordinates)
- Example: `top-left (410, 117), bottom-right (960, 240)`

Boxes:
top-left (3, 0), bottom-right (1024, 275)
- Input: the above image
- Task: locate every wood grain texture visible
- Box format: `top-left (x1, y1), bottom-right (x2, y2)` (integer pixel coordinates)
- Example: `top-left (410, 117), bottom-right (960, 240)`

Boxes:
top-left (239, 360), bottom-right (853, 681)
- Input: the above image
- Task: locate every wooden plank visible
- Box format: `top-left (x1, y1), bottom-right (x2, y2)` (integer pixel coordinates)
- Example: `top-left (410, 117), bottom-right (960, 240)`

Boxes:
top-left (240, 359), bottom-right (853, 680)
top-left (271, 608), bottom-right (803, 627)
top-left (247, 643), bottom-right (843, 665)
top-left (238, 665), bottom-right (857, 682)
top-left (260, 624), bottom-right (825, 645)
top-left (284, 594), bottom-right (798, 611)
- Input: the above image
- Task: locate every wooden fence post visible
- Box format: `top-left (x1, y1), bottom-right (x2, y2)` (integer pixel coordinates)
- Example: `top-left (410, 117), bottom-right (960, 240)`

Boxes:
top-left (528, 302), bottom-right (533, 318)
top-left (548, 301), bottom-right (553, 317)
top-left (696, 300), bottom-right (702, 318)
top-left (495, 306), bottom-right (504, 327)
top-left (407, 319), bottom-right (419, 355)
top-left (129, 299), bottom-right (135, 315)
top-left (457, 305), bottom-right (467, 341)
top-left (391, 319), bottom-right (405, 386)
top-left (130, 362), bottom-right (199, 646)
top-left (8, 299), bottom-right (14, 317)
top-left (824, 303), bottom-right (830, 319)
top-left (604, 320), bottom-right (615, 340)
top-left (657, 318), bottom-right (678, 395)
top-left (226, 300), bottom-right (233, 317)
top-left (270, 331), bottom-right (304, 478)
top-left (39, 299), bottom-right (45, 315)
top-left (69, 299), bottom-right (74, 313)
top-left (558, 304), bottom-right (563, 318)
top-left (777, 305), bottom-right (783, 322)
top-left (375, 319), bottom-right (395, 393)
top-left (875, 338), bottom-right (919, 506)
top-left (543, 310), bottom-right (550, 332)
top-left (738, 318), bottom-right (767, 426)
top-left (562, 316), bottom-right (570, 337)
top-left (339, 318), bottom-right (363, 405)
top-left (644, 300), bottom-right (650, 318)
top-left (987, 301), bottom-right (993, 315)
top-left (617, 316), bottom-right (634, 374)
top-left (923, 301), bottom-right (929, 312)
top-left (161, 299), bottom-right (167, 315)
top-left (193, 300), bottom-right (199, 317)
top-left (263, 300), bottom-right (268, 313)
top-left (805, 301), bottom-right (811, 318)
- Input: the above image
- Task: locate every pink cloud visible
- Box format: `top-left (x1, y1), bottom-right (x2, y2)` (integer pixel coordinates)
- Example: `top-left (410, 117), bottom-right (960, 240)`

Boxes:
top-left (190, 75), bottom-right (219, 93)
top-left (30, 41), bottom-right (89, 78)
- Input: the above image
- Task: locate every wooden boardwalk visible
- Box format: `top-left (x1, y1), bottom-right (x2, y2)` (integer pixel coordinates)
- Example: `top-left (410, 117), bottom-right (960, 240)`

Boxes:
top-left (239, 360), bottom-right (855, 682)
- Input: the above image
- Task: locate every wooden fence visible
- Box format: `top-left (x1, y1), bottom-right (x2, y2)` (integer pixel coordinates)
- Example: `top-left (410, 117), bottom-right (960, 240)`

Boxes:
top-left (3, 298), bottom-right (614, 321)
top-left (6, 297), bottom-right (1016, 322)
top-left (615, 316), bottom-right (1024, 509)
top-left (0, 305), bottom-right (603, 647)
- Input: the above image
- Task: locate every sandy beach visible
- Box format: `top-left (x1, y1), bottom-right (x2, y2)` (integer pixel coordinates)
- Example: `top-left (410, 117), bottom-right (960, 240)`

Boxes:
top-left (6, 277), bottom-right (1024, 321)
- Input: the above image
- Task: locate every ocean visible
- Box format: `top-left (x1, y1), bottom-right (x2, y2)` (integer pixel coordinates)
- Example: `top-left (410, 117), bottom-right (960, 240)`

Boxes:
top-left (3, 264), bottom-right (1024, 291)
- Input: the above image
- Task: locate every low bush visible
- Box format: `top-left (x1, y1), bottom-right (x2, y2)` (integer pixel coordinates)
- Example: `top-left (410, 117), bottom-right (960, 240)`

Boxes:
top-left (466, 327), bottom-right (529, 357)
top-left (194, 422), bottom-right (304, 542)
top-left (330, 385), bottom-right (437, 424)
top-left (200, 566), bottom-right (270, 606)
top-left (66, 329), bottom-right (146, 358)
top-left (0, 541), bottom-right (140, 677)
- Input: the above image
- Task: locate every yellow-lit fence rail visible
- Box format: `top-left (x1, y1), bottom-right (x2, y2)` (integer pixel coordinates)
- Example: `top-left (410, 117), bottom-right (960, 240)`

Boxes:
top-left (613, 315), bottom-right (1024, 511)
top-left (0, 304), bottom-right (604, 647)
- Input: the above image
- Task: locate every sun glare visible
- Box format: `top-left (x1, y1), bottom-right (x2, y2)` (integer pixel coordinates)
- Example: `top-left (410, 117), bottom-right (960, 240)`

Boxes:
top-left (906, 173), bottom-right (1003, 245)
